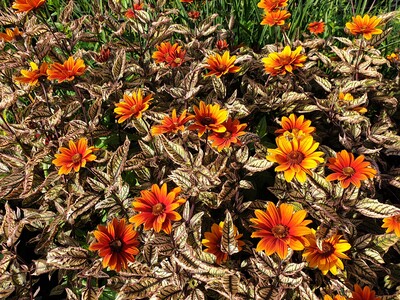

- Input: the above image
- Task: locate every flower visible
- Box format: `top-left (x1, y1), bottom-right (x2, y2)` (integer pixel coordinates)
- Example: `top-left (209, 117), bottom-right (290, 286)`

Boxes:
top-left (151, 109), bottom-right (193, 135)
top-left (338, 92), bottom-right (367, 114)
top-left (250, 202), bottom-right (312, 259)
top-left (257, 0), bottom-right (288, 12)
top-left (324, 295), bottom-right (347, 300)
top-left (326, 150), bottom-right (377, 188)
top-left (262, 46), bottom-right (307, 76)
top-left (12, 0), bottom-right (45, 12)
top-left (52, 138), bottom-right (97, 175)
top-left (95, 47), bottom-right (111, 63)
top-left (125, 3), bottom-right (144, 18)
top-left (387, 53), bottom-right (399, 63)
top-left (0, 27), bottom-right (21, 42)
top-left (303, 229), bottom-right (351, 275)
top-left (204, 51), bottom-right (241, 78)
top-left (188, 11), bottom-right (200, 19)
top-left (267, 135), bottom-right (324, 182)
top-left (275, 114), bottom-right (315, 137)
top-left (202, 222), bottom-right (245, 264)
top-left (14, 62), bottom-right (48, 86)
top-left (152, 42), bottom-right (186, 68)
top-left (47, 56), bottom-right (86, 83)
top-left (216, 39), bottom-right (229, 51)
top-left (114, 89), bottom-right (152, 123)
top-left (308, 21), bottom-right (325, 34)
top-left (89, 218), bottom-right (140, 272)
top-left (130, 183), bottom-right (186, 234)
top-left (208, 118), bottom-right (247, 152)
top-left (346, 15), bottom-right (382, 40)
top-left (188, 101), bottom-right (228, 137)
top-left (382, 214), bottom-right (400, 237)
top-left (350, 284), bottom-right (381, 300)
top-left (261, 10), bottom-right (291, 26)
top-left (339, 92), bottom-right (354, 102)
top-left (181, 0), bottom-right (193, 2)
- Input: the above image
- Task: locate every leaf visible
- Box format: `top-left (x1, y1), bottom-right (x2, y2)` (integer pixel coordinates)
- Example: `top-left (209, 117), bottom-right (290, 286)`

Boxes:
top-left (211, 76), bottom-right (226, 99)
top-left (0, 274), bottom-right (15, 299)
top-left (173, 223), bottom-right (188, 249)
top-left (81, 286), bottom-right (104, 300)
top-left (156, 286), bottom-right (183, 300)
top-left (117, 278), bottom-right (160, 299)
top-left (244, 156), bottom-right (274, 173)
top-left (222, 274), bottom-right (239, 296)
top-left (160, 135), bottom-right (190, 165)
top-left (107, 137), bottom-right (130, 181)
top-left (313, 75), bottom-right (332, 92)
top-left (169, 169), bottom-right (192, 192)
top-left (47, 247), bottom-right (89, 270)
top-left (66, 194), bottom-right (100, 222)
top-left (372, 234), bottom-right (399, 254)
top-left (59, 0), bottom-right (74, 23)
top-left (143, 244), bottom-right (159, 266)
top-left (355, 198), bottom-right (400, 218)
top-left (278, 274), bottom-right (302, 288)
top-left (283, 262), bottom-right (307, 275)
top-left (298, 283), bottom-right (319, 300)
top-left (112, 49), bottom-right (126, 81)
top-left (186, 289), bottom-right (205, 300)
top-left (221, 212), bottom-right (239, 255)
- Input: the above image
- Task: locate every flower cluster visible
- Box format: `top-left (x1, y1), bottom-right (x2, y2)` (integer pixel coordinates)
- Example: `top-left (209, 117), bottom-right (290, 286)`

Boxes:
top-left (262, 46), bottom-right (307, 76)
top-left (258, 0), bottom-right (290, 26)
top-left (204, 51), bottom-right (241, 78)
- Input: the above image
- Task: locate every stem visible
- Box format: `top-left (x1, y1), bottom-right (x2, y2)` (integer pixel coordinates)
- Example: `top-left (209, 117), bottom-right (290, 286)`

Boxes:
top-left (354, 38), bottom-right (364, 81)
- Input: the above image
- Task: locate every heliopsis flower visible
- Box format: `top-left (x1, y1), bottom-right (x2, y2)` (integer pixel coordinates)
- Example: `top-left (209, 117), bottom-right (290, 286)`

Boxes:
top-left (204, 51), bottom-right (241, 78)
top-left (387, 53), bottom-right (399, 63)
top-left (257, 0), bottom-right (288, 12)
top-left (303, 229), bottom-right (351, 275)
top-left (188, 11), bottom-right (200, 20)
top-left (261, 10), bottom-right (291, 26)
top-left (130, 183), bottom-right (186, 234)
top-left (216, 39), bottom-right (229, 51)
top-left (350, 284), bottom-right (381, 300)
top-left (52, 138), bottom-right (97, 175)
top-left (47, 56), bottom-right (86, 83)
top-left (326, 150), bottom-right (377, 188)
top-left (308, 21), bottom-right (325, 35)
top-left (14, 62), bottom-right (48, 86)
top-left (262, 46), bottom-right (307, 76)
top-left (338, 92), bottom-right (367, 114)
top-left (89, 218), bottom-right (140, 272)
top-left (152, 42), bottom-right (186, 68)
top-left (275, 114), bottom-right (315, 137)
top-left (0, 27), bottom-right (21, 42)
top-left (202, 222), bottom-right (245, 264)
top-left (188, 101), bottom-right (228, 137)
top-left (267, 135), bottom-right (324, 183)
top-left (324, 295), bottom-right (347, 300)
top-left (125, 3), bottom-right (144, 18)
top-left (12, 0), bottom-right (45, 12)
top-left (208, 118), bottom-right (247, 152)
top-left (250, 202), bottom-right (312, 259)
top-left (114, 89), bottom-right (152, 123)
top-left (151, 109), bottom-right (193, 135)
top-left (382, 214), bottom-right (400, 237)
top-left (346, 15), bottom-right (382, 40)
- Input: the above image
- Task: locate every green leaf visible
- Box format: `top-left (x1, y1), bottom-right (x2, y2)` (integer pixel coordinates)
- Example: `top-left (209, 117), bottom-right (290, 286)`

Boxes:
top-left (372, 234), bottom-right (399, 254)
top-left (112, 49), bottom-right (126, 81)
top-left (355, 198), bottom-right (400, 218)
top-left (221, 212), bottom-right (239, 255)
top-left (313, 75), bottom-right (332, 92)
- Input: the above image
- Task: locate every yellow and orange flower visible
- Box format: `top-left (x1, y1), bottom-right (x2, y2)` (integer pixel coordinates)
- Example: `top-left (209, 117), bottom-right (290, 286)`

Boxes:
top-left (0, 27), bottom-right (21, 42)
top-left (202, 222), bottom-right (245, 264)
top-left (267, 135), bottom-right (324, 183)
top-left (47, 56), bottom-right (86, 83)
top-left (89, 218), bottom-right (140, 272)
top-left (261, 10), bottom-right (291, 26)
top-left (262, 46), bottom-right (307, 76)
top-left (188, 101), bottom-right (228, 137)
top-left (338, 92), bottom-right (367, 114)
top-left (250, 202), bottom-right (312, 259)
top-left (14, 62), bottom-right (48, 86)
top-left (130, 183), bottom-right (186, 234)
top-left (151, 109), bottom-right (193, 135)
top-left (216, 39), bottom-right (229, 51)
top-left (346, 15), bottom-right (382, 40)
top-left (12, 0), bottom-right (46, 12)
top-left (125, 3), bottom-right (144, 18)
top-left (382, 214), bottom-right (400, 237)
top-left (52, 138), bottom-right (97, 175)
top-left (275, 114), bottom-right (315, 137)
top-left (152, 42), bottom-right (186, 68)
top-left (204, 51), bottom-right (241, 78)
top-left (387, 53), bottom-right (399, 63)
top-left (208, 118), bottom-right (247, 152)
top-left (350, 284), bottom-right (381, 300)
top-left (257, 0), bottom-right (288, 12)
top-left (114, 89), bottom-right (152, 123)
top-left (326, 150), bottom-right (377, 188)
top-left (303, 229), bottom-right (351, 275)
top-left (308, 21), bottom-right (325, 35)
top-left (324, 295), bottom-right (347, 300)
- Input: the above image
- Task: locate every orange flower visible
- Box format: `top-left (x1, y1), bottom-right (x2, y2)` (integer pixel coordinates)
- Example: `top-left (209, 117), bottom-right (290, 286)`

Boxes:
top-left (275, 114), bottom-right (315, 136)
top-left (346, 15), bottom-right (382, 40)
top-left (326, 150), bottom-right (377, 188)
top-left (89, 218), bottom-right (140, 272)
top-left (308, 21), bottom-right (325, 34)
top-left (125, 3), bottom-right (144, 18)
top-left (12, 0), bottom-right (45, 12)
top-left (188, 101), bottom-right (228, 137)
top-left (216, 39), bottom-right (229, 51)
top-left (204, 51), bottom-right (241, 78)
top-left (0, 27), bottom-right (21, 42)
top-left (350, 284), bottom-right (381, 300)
top-left (181, 0), bottom-right (193, 2)
top-left (188, 10), bottom-right (200, 20)
top-left (267, 135), bottom-right (324, 183)
top-left (208, 118), bottom-right (247, 152)
top-left (202, 222), bottom-right (245, 264)
top-left (14, 62), bottom-right (48, 86)
top-left (382, 214), bottom-right (400, 237)
top-left (262, 46), bottom-right (307, 76)
top-left (52, 138), bottom-right (96, 175)
top-left (324, 295), bottom-right (347, 300)
top-left (387, 53), bottom-right (399, 63)
top-left (257, 0), bottom-right (288, 12)
top-left (114, 89), bottom-right (152, 123)
top-left (47, 56), bottom-right (86, 83)
top-left (152, 42), bottom-right (186, 68)
top-left (250, 202), bottom-right (312, 259)
top-left (338, 92), bottom-right (367, 114)
top-left (303, 229), bottom-right (351, 275)
top-left (261, 10), bottom-right (291, 26)
top-left (130, 183), bottom-right (186, 234)
top-left (151, 109), bottom-right (193, 135)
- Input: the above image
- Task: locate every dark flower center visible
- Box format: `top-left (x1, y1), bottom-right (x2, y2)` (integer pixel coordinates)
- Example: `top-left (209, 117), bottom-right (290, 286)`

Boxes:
top-left (109, 239), bottom-right (123, 253)
top-left (272, 224), bottom-right (289, 239)
top-left (174, 57), bottom-right (182, 64)
top-left (321, 241), bottom-right (334, 255)
top-left (223, 131), bottom-right (232, 139)
top-left (287, 151), bottom-right (304, 164)
top-left (201, 116), bottom-right (215, 125)
top-left (342, 166), bottom-right (355, 176)
top-left (71, 153), bottom-right (82, 164)
top-left (152, 203), bottom-right (165, 215)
